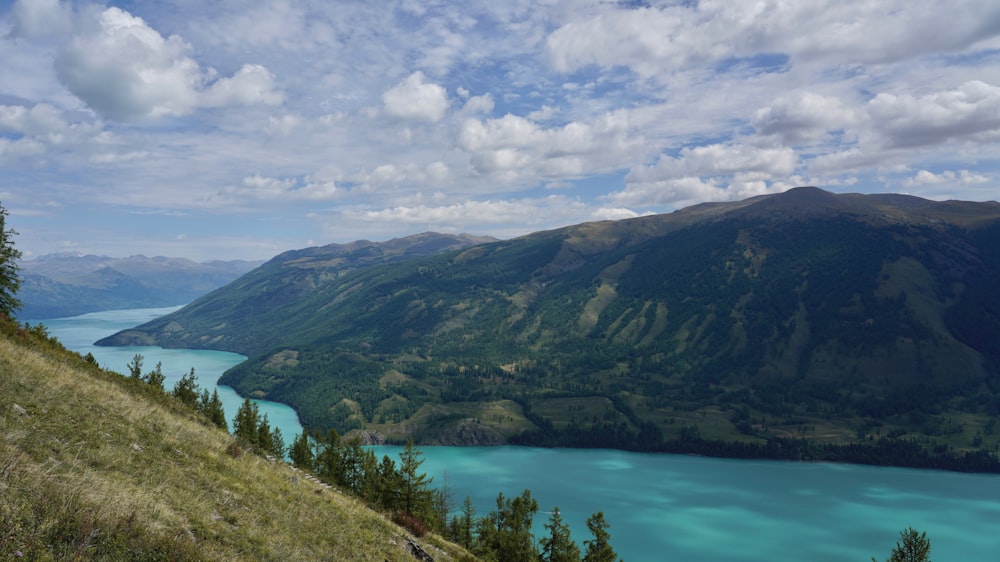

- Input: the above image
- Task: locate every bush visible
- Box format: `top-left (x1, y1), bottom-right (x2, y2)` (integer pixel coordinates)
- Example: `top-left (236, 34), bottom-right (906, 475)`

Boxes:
top-left (393, 511), bottom-right (429, 537)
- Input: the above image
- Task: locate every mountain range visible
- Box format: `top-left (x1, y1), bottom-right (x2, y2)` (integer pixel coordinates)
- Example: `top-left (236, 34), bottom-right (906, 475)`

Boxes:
top-left (18, 254), bottom-right (262, 319)
top-left (97, 187), bottom-right (1000, 468)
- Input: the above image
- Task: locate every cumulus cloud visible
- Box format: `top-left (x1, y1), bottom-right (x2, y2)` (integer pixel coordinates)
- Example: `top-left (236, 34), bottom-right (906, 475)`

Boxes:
top-left (202, 64), bottom-right (285, 108)
top-left (53, 6), bottom-right (283, 121)
top-left (865, 81), bottom-right (1000, 148)
top-left (547, 1), bottom-right (1000, 78)
top-left (382, 71), bottom-right (450, 122)
top-left (628, 144), bottom-right (798, 183)
top-left (752, 91), bottom-right (860, 145)
top-left (904, 169), bottom-right (990, 187)
top-left (457, 111), bottom-right (642, 182)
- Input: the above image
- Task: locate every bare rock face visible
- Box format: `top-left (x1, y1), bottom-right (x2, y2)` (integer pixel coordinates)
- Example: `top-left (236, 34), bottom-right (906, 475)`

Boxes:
top-left (355, 430), bottom-right (386, 445)
top-left (430, 419), bottom-right (506, 446)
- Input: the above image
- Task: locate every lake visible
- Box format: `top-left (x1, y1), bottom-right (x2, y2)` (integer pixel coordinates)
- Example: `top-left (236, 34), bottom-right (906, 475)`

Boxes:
top-left (34, 307), bottom-right (1000, 561)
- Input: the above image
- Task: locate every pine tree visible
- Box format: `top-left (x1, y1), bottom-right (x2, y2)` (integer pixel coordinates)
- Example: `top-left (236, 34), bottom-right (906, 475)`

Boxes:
top-left (143, 361), bottom-right (166, 391)
top-left (257, 414), bottom-right (275, 454)
top-left (289, 428), bottom-right (314, 469)
top-left (0, 202), bottom-right (22, 317)
top-left (127, 354), bottom-right (144, 380)
top-left (268, 425), bottom-right (285, 458)
top-left (457, 495), bottom-right (475, 550)
top-left (172, 368), bottom-right (200, 408)
top-left (874, 527), bottom-right (931, 562)
top-left (475, 489), bottom-right (539, 562)
top-left (582, 512), bottom-right (619, 562)
top-left (198, 388), bottom-right (228, 431)
top-left (541, 507), bottom-right (581, 562)
top-left (398, 438), bottom-right (434, 520)
top-left (232, 397), bottom-right (260, 448)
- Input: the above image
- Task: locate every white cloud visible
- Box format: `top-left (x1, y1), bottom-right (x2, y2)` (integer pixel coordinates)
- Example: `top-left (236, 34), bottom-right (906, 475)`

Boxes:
top-left (202, 64), bottom-right (284, 108)
top-left (546, 1), bottom-right (1000, 79)
top-left (904, 169), bottom-right (990, 187)
top-left (865, 80), bottom-right (1000, 148)
top-left (752, 91), bottom-right (860, 145)
top-left (382, 71), bottom-right (450, 122)
top-left (0, 103), bottom-right (66, 136)
top-left (458, 110), bottom-right (642, 182)
top-left (461, 94), bottom-right (495, 115)
top-left (343, 195), bottom-right (589, 233)
top-left (53, 6), bottom-right (283, 122)
top-left (629, 144), bottom-right (798, 183)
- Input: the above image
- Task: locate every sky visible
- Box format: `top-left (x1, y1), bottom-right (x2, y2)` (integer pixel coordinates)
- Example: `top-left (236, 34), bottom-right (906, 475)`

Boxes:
top-left (2, 0), bottom-right (1000, 262)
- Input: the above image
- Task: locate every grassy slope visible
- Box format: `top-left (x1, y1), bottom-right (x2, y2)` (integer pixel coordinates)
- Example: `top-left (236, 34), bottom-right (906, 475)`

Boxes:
top-left (0, 319), bottom-right (473, 561)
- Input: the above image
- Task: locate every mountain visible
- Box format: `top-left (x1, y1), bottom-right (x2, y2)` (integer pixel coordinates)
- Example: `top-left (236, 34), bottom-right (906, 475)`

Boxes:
top-left (98, 188), bottom-right (1000, 469)
top-left (17, 254), bottom-right (263, 319)
top-left (0, 316), bottom-right (470, 560)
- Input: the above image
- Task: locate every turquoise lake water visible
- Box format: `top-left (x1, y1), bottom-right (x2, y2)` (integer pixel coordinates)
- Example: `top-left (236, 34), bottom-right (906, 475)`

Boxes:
top-left (35, 307), bottom-right (1000, 561)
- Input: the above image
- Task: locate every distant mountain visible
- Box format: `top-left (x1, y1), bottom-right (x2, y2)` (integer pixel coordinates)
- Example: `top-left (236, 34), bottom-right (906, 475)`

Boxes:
top-left (18, 254), bottom-right (263, 319)
top-left (98, 188), bottom-right (1000, 470)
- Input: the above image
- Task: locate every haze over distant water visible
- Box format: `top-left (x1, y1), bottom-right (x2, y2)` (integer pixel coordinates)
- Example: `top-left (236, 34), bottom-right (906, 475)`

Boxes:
top-left (37, 306), bottom-right (1000, 560)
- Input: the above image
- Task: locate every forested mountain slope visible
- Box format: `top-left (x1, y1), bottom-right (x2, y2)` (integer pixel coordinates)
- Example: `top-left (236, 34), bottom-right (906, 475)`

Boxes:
top-left (99, 187), bottom-right (1000, 469)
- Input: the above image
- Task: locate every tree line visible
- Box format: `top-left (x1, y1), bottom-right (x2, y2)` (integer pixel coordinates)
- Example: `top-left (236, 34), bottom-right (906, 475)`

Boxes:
top-left (282, 426), bottom-right (622, 561)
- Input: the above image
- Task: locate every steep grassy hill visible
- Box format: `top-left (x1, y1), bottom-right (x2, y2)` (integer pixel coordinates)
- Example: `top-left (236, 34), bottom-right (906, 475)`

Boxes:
top-left (98, 188), bottom-right (1000, 469)
top-left (0, 316), bottom-right (472, 560)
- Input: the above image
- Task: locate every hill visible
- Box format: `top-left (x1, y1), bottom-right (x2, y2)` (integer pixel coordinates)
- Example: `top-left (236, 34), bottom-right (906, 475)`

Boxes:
top-left (17, 254), bottom-right (263, 319)
top-left (0, 316), bottom-right (472, 560)
top-left (97, 188), bottom-right (1000, 469)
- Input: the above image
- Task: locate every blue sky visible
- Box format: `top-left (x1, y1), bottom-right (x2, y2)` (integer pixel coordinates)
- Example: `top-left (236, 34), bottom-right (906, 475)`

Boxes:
top-left (2, 0), bottom-right (1000, 261)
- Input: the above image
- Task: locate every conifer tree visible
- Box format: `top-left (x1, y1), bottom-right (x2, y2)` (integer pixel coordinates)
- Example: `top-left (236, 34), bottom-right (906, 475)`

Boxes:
top-left (399, 438), bottom-right (434, 520)
top-left (172, 368), bottom-right (200, 408)
top-left (541, 507), bottom-right (581, 562)
top-left (373, 454), bottom-right (403, 511)
top-left (289, 428), bottom-right (314, 469)
top-left (232, 397), bottom-right (260, 448)
top-left (457, 495), bottom-right (475, 550)
top-left (257, 414), bottom-right (275, 454)
top-left (127, 354), bottom-right (144, 380)
top-left (475, 489), bottom-right (538, 562)
top-left (582, 512), bottom-right (618, 562)
top-left (874, 527), bottom-right (931, 562)
top-left (143, 361), bottom-right (166, 391)
top-left (197, 388), bottom-right (227, 431)
top-left (0, 202), bottom-right (22, 317)
top-left (268, 425), bottom-right (286, 458)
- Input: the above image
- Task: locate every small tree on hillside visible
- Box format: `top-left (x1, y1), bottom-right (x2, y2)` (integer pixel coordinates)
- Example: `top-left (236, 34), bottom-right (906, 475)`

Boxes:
top-left (127, 354), bottom-right (144, 380)
top-left (0, 202), bottom-right (22, 317)
top-left (289, 428), bottom-right (314, 469)
top-left (143, 361), bottom-right (166, 391)
top-left (874, 527), bottom-right (931, 562)
top-left (541, 507), bottom-right (581, 562)
top-left (172, 368), bottom-right (200, 408)
top-left (583, 512), bottom-right (619, 562)
top-left (399, 438), bottom-right (434, 520)
top-left (232, 397), bottom-right (260, 448)
top-left (198, 388), bottom-right (228, 431)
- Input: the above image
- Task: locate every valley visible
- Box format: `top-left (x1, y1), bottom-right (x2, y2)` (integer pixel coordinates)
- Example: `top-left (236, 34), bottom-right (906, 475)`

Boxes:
top-left (96, 188), bottom-right (1000, 471)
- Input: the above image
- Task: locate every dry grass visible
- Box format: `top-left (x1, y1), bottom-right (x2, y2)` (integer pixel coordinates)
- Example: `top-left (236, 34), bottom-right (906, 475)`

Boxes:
top-left (0, 324), bottom-right (475, 561)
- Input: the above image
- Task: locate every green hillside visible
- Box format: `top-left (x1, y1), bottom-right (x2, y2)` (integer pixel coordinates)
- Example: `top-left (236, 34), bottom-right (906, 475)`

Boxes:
top-left (0, 316), bottom-right (472, 560)
top-left (98, 187), bottom-right (1000, 470)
